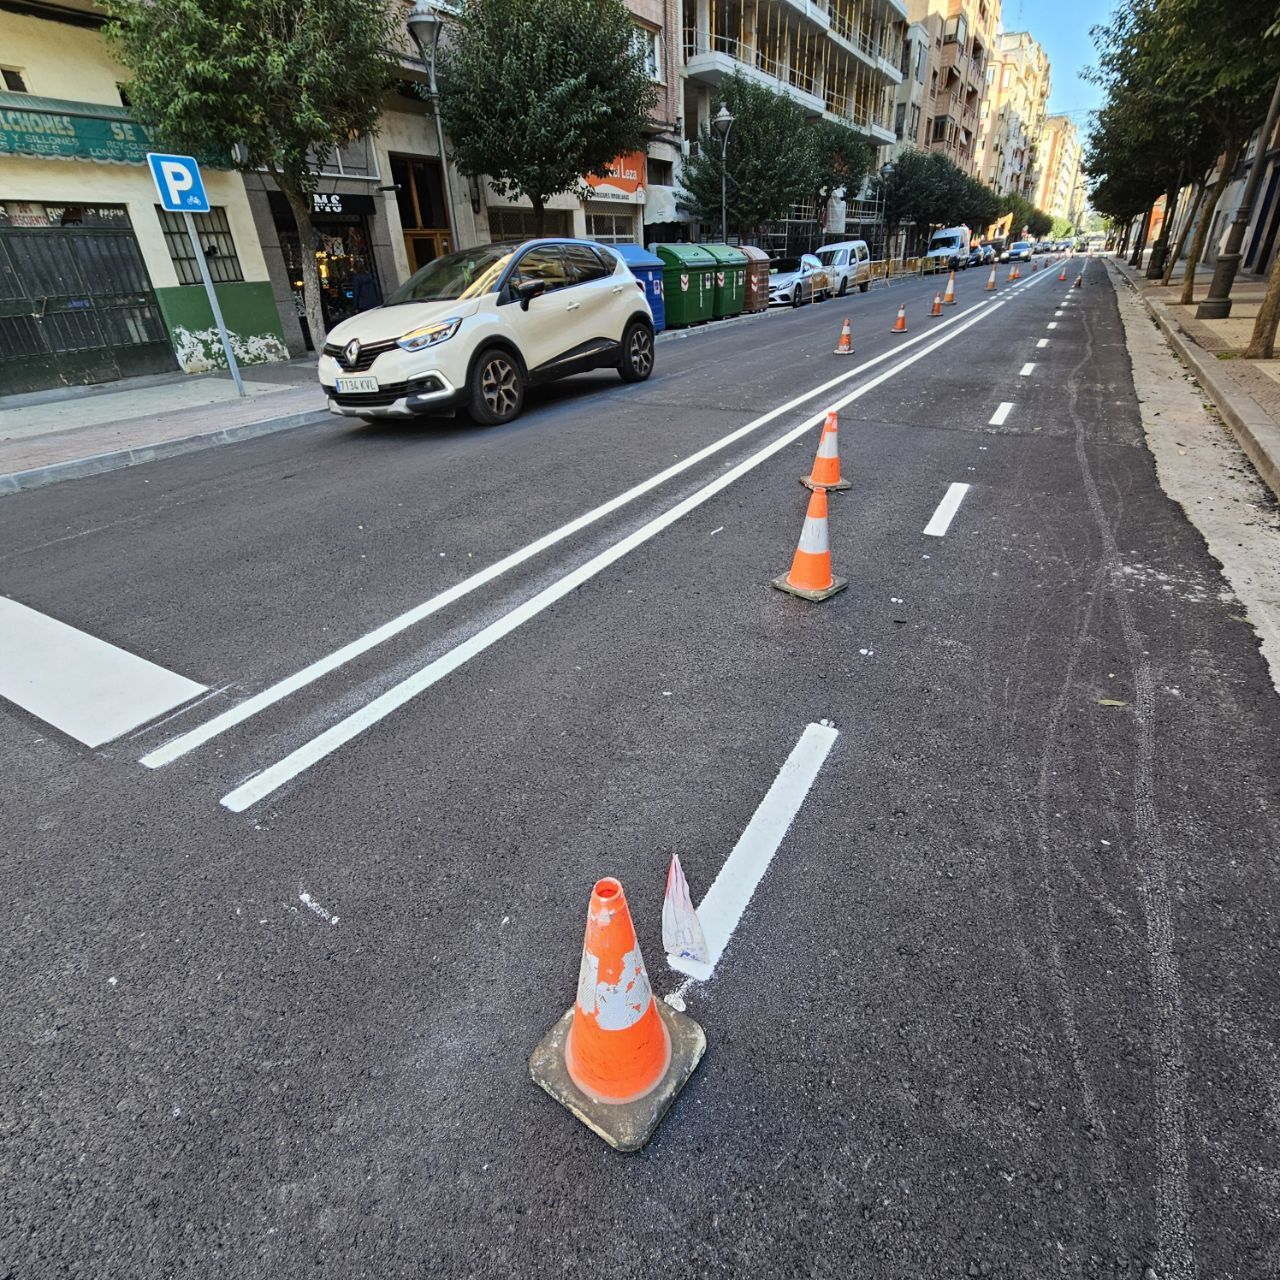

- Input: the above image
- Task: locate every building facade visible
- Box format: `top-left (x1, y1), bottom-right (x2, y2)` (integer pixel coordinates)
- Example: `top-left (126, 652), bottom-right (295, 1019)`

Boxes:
top-left (1033, 113), bottom-right (1082, 226)
top-left (0, 0), bottom-right (289, 394)
top-left (901, 0), bottom-right (999, 176)
top-left (977, 30), bottom-right (1050, 200)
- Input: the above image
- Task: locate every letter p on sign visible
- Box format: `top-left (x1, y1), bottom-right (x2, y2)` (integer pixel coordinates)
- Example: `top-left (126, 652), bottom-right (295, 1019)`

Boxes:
top-left (147, 153), bottom-right (210, 213)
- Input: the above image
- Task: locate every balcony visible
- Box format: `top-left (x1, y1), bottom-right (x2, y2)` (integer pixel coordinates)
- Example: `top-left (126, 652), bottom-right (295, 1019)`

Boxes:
top-left (683, 29), bottom-right (824, 116)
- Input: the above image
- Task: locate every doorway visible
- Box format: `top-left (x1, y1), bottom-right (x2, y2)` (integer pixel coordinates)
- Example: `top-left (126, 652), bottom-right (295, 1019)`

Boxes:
top-left (391, 155), bottom-right (452, 275)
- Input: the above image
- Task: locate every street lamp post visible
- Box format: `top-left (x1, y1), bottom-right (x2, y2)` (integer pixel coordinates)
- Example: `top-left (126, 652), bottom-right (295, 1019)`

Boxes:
top-left (1196, 69), bottom-right (1280, 320)
top-left (712, 104), bottom-right (734, 243)
top-left (880, 161), bottom-right (894, 282)
top-left (407, 0), bottom-right (461, 251)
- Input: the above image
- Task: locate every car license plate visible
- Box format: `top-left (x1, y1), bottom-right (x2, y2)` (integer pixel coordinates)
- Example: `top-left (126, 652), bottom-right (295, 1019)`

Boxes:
top-left (335, 375), bottom-right (378, 394)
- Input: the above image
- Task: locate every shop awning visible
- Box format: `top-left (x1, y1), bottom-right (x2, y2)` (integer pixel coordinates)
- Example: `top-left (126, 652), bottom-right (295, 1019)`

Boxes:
top-left (0, 91), bottom-right (152, 163)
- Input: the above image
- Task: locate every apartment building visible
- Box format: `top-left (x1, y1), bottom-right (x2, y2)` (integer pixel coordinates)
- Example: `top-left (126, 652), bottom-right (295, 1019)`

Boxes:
top-left (1034, 113), bottom-right (1082, 226)
top-left (977, 30), bottom-right (1050, 199)
top-left (897, 0), bottom-right (999, 176)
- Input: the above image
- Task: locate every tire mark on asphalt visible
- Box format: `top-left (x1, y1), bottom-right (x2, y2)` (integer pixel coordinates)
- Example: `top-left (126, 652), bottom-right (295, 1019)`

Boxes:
top-left (1068, 289), bottom-right (1197, 1280)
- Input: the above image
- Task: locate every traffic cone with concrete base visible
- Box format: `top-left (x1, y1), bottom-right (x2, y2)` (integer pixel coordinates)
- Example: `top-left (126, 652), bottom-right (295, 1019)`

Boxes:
top-left (942, 271), bottom-right (956, 305)
top-left (1009, 264), bottom-right (1020, 281)
top-left (929, 291), bottom-right (943, 317)
top-left (802, 411), bottom-right (851, 492)
top-left (529, 877), bottom-right (705, 1152)
top-left (773, 487), bottom-right (847, 602)
top-left (833, 317), bottom-right (853, 355)
top-left (891, 303), bottom-right (907, 333)
top-left (1059, 267), bottom-right (1067, 281)
top-left (986, 265), bottom-right (997, 291)
top-left (1074, 273), bottom-right (1083, 289)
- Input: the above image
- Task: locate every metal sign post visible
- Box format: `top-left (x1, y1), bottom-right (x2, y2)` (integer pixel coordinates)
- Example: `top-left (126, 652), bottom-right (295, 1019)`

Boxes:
top-left (146, 152), bottom-right (246, 398)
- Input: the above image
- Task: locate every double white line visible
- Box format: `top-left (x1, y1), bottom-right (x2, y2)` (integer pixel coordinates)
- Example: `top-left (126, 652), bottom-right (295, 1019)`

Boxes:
top-left (142, 268), bottom-right (1055, 809)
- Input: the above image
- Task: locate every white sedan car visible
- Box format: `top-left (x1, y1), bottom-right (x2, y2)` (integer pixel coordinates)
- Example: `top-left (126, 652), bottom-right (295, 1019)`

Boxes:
top-left (319, 239), bottom-right (655, 425)
top-left (768, 253), bottom-right (831, 307)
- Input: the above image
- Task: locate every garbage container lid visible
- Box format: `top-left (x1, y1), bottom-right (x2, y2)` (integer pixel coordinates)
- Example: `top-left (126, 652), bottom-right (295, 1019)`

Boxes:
top-left (737, 245), bottom-right (772, 263)
top-left (606, 243), bottom-right (664, 268)
top-left (700, 244), bottom-right (748, 265)
top-left (652, 243), bottom-right (717, 267)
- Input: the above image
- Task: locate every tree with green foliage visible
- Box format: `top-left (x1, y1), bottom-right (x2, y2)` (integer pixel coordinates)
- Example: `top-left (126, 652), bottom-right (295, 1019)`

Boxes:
top-left (801, 118), bottom-right (873, 249)
top-left (105, 0), bottom-right (401, 348)
top-left (677, 72), bottom-right (813, 239)
top-left (437, 0), bottom-right (657, 237)
top-left (872, 150), bottom-right (1005, 256)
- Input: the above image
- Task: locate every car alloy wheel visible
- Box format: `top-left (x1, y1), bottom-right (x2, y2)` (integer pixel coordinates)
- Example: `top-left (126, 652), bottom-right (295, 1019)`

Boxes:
top-left (481, 353), bottom-right (520, 418)
top-left (628, 325), bottom-right (653, 377)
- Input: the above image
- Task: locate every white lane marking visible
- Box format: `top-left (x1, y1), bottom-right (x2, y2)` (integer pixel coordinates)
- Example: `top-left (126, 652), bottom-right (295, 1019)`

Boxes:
top-left (1037, 338), bottom-right (1049, 348)
top-left (667, 722), bottom-right (838, 982)
top-left (0, 598), bottom-right (205, 748)
top-left (989, 402), bottom-right (1014, 426)
top-left (141, 295), bottom-right (1001, 772)
top-left (1020, 363), bottom-right (1036, 376)
top-left (1055, 310), bottom-right (1064, 317)
top-left (1047, 321), bottom-right (1058, 329)
top-left (220, 288), bottom-right (1041, 812)
top-left (922, 482), bottom-right (972, 538)
top-left (299, 892), bottom-right (339, 925)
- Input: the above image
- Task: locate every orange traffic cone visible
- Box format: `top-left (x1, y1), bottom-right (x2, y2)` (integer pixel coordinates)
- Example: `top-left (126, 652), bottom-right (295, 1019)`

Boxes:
top-left (529, 877), bottom-right (706, 1151)
top-left (985, 265), bottom-right (997, 291)
top-left (833, 316), bottom-right (853, 355)
top-left (802, 410), bottom-right (851, 492)
top-left (929, 291), bottom-right (943, 317)
top-left (942, 270), bottom-right (956, 305)
top-left (1058, 267), bottom-right (1067, 281)
top-left (1009, 264), bottom-right (1021, 281)
top-left (1074, 273), bottom-right (1083, 289)
top-left (1031, 259), bottom-right (1039, 272)
top-left (773, 487), bottom-right (847, 601)
top-left (891, 303), bottom-right (907, 333)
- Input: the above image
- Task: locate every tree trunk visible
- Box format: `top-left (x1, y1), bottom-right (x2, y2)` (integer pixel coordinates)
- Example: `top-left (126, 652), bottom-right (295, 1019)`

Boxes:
top-left (1180, 138), bottom-right (1242, 306)
top-left (1146, 176), bottom-right (1180, 278)
top-left (1162, 179), bottom-right (1205, 286)
top-left (1129, 206), bottom-right (1151, 267)
top-left (531, 195), bottom-right (546, 238)
top-left (281, 183), bottom-right (327, 352)
top-left (1243, 246), bottom-right (1280, 358)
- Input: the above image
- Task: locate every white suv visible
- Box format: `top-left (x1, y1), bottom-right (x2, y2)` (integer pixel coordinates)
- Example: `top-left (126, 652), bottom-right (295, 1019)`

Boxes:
top-left (319, 239), bottom-right (655, 425)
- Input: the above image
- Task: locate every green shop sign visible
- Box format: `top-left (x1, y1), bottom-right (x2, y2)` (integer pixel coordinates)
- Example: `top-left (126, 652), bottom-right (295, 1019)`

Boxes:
top-left (0, 91), bottom-right (151, 164)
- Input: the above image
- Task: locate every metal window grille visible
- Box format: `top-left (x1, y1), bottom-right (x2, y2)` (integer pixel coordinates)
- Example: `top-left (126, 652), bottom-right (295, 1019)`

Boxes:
top-left (487, 208), bottom-right (573, 240)
top-left (585, 212), bottom-right (636, 244)
top-left (157, 206), bottom-right (244, 285)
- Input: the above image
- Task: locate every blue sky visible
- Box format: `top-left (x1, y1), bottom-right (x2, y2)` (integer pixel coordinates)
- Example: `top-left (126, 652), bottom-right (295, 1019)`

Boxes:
top-left (1003, 0), bottom-right (1117, 120)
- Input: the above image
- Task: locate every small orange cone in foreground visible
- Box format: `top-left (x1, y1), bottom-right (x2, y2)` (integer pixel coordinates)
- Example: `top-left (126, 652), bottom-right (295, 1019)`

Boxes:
top-left (529, 877), bottom-right (706, 1151)
top-left (1058, 267), bottom-right (1067, 281)
top-left (833, 316), bottom-right (853, 355)
top-left (891, 303), bottom-right (908, 333)
top-left (1074, 273), bottom-right (1083, 289)
top-left (929, 291), bottom-right (943, 317)
top-left (1009, 264), bottom-right (1021, 281)
top-left (773, 487), bottom-right (847, 602)
top-left (802, 410), bottom-right (852, 492)
top-left (942, 270), bottom-right (957, 305)
top-left (986, 265), bottom-right (997, 291)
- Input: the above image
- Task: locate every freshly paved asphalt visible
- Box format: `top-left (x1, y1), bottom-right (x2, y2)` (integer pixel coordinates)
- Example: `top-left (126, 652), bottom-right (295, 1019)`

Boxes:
top-left (3, 263), bottom-right (1278, 1279)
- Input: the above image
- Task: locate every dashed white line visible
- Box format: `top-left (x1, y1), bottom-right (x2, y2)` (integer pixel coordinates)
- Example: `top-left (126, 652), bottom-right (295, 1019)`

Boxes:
top-left (989, 402), bottom-right (1014, 426)
top-left (1020, 362), bottom-right (1036, 376)
top-left (666, 722), bottom-right (838, 982)
top-left (1047, 321), bottom-right (1058, 329)
top-left (922, 482), bottom-right (972, 538)
top-left (1037, 338), bottom-right (1049, 348)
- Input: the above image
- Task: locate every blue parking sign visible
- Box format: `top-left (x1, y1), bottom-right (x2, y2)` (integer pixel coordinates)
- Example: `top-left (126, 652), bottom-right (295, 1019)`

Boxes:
top-left (146, 153), bottom-right (210, 213)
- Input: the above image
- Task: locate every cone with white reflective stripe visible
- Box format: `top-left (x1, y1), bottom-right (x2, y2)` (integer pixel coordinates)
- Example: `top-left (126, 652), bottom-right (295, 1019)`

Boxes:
top-left (942, 270), bottom-right (956, 305)
top-left (833, 316), bottom-right (853, 355)
top-left (773, 487), bottom-right (847, 602)
top-left (801, 410), bottom-right (851, 491)
top-left (986, 265), bottom-right (997, 291)
top-left (529, 876), bottom-right (706, 1152)
top-left (929, 291), bottom-right (943, 317)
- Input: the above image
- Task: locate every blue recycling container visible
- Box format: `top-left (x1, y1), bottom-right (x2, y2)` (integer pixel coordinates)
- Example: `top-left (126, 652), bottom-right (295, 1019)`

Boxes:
top-left (606, 242), bottom-right (666, 333)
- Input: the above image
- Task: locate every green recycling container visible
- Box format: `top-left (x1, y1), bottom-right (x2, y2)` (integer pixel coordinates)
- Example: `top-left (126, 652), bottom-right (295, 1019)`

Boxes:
top-left (653, 243), bottom-right (716, 326)
top-left (701, 244), bottom-right (748, 319)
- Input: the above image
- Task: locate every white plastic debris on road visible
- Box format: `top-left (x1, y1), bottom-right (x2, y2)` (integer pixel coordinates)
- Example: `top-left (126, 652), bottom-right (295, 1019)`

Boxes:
top-left (662, 853), bottom-right (709, 967)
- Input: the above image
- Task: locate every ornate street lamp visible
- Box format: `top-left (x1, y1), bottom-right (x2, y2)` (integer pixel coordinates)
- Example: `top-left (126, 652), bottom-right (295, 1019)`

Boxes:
top-left (712, 103), bottom-right (734, 244)
top-left (407, 0), bottom-right (461, 250)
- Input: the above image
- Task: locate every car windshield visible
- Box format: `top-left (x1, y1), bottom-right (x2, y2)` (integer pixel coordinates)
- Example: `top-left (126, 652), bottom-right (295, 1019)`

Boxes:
top-left (771, 257), bottom-right (802, 273)
top-left (930, 235), bottom-right (959, 249)
top-left (1011, 242), bottom-right (1030, 252)
top-left (385, 244), bottom-right (515, 304)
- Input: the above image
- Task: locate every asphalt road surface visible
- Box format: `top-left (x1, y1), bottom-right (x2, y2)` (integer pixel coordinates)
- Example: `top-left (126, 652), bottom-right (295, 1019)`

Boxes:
top-left (3, 263), bottom-right (1279, 1280)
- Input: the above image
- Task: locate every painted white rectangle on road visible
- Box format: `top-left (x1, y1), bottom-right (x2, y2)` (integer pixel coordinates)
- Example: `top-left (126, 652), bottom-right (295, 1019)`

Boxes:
top-left (667, 722), bottom-right (838, 982)
top-left (1036, 338), bottom-right (1049, 348)
top-left (0, 598), bottom-right (205, 747)
top-left (1047, 322), bottom-right (1058, 329)
top-left (1020, 363), bottom-right (1036, 376)
top-left (923, 482), bottom-right (972, 538)
top-left (989, 402), bottom-right (1013, 426)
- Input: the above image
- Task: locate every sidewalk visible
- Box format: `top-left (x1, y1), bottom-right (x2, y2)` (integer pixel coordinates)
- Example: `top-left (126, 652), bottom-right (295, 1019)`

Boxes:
top-left (0, 358), bottom-right (327, 497)
top-left (1111, 255), bottom-right (1280, 502)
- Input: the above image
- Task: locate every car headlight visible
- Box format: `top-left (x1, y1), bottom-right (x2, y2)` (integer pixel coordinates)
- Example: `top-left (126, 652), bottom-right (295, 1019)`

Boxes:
top-left (396, 317), bottom-right (462, 352)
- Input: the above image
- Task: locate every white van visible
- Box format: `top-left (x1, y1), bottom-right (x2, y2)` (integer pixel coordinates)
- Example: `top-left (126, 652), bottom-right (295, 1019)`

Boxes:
top-left (814, 240), bottom-right (871, 295)
top-left (926, 226), bottom-right (972, 269)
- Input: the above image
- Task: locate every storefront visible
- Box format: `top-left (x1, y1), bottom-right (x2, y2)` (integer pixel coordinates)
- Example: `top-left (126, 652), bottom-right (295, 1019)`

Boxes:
top-left (268, 191), bottom-right (384, 349)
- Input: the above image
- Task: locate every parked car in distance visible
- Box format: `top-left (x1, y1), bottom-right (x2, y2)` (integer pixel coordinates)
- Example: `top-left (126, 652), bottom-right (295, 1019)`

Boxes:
top-left (768, 254), bottom-right (830, 307)
top-left (1000, 240), bottom-right (1033, 262)
top-left (966, 246), bottom-right (985, 267)
top-left (319, 239), bottom-right (654, 426)
top-left (814, 240), bottom-right (871, 295)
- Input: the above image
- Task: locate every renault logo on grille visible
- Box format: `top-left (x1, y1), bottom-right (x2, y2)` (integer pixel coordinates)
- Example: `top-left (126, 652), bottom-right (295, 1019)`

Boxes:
top-left (343, 339), bottom-right (362, 368)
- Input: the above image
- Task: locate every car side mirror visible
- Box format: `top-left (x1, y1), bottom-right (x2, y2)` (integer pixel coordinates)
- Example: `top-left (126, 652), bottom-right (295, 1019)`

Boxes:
top-left (513, 279), bottom-right (546, 310)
